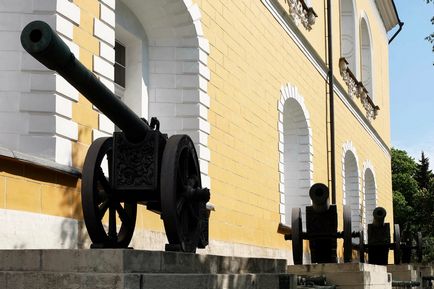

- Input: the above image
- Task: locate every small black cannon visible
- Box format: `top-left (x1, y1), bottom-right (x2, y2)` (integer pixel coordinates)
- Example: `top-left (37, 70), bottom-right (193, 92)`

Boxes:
top-left (357, 207), bottom-right (401, 265)
top-left (21, 21), bottom-right (210, 252)
top-left (401, 231), bottom-right (423, 264)
top-left (279, 183), bottom-right (353, 264)
top-left (367, 207), bottom-right (394, 265)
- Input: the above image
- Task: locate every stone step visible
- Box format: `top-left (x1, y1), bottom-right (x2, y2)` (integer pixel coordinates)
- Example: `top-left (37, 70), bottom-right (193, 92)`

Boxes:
top-left (387, 264), bottom-right (418, 282)
top-left (288, 263), bottom-right (392, 289)
top-left (0, 271), bottom-right (295, 289)
top-left (0, 249), bottom-right (286, 274)
top-left (0, 250), bottom-right (291, 289)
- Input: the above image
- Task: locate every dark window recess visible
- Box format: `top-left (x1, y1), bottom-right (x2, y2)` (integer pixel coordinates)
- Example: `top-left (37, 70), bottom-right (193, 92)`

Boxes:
top-left (114, 41), bottom-right (126, 88)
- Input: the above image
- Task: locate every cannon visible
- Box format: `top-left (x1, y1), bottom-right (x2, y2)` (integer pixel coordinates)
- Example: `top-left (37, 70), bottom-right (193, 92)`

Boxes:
top-left (354, 207), bottom-right (402, 265)
top-left (279, 183), bottom-right (354, 264)
top-left (366, 207), bottom-right (395, 265)
top-left (21, 21), bottom-right (210, 252)
top-left (401, 231), bottom-right (423, 264)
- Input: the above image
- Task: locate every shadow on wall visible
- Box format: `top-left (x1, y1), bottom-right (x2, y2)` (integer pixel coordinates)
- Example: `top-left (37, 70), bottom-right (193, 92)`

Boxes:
top-left (0, 148), bottom-right (87, 249)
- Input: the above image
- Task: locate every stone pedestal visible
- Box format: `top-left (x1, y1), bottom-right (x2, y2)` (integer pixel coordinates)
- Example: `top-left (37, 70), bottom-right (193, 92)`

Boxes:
top-left (0, 249), bottom-right (292, 289)
top-left (288, 263), bottom-right (392, 289)
top-left (387, 264), bottom-right (418, 282)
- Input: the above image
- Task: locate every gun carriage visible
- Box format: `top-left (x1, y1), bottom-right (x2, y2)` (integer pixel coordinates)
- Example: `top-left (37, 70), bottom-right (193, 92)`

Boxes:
top-left (357, 207), bottom-right (422, 265)
top-left (279, 183), bottom-right (355, 264)
top-left (21, 21), bottom-right (210, 252)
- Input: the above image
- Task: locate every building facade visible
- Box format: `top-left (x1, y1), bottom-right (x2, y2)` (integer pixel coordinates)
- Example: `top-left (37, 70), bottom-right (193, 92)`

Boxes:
top-left (0, 0), bottom-right (400, 262)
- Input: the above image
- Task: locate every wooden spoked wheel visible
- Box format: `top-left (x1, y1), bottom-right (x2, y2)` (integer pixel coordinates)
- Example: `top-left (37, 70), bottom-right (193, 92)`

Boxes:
top-left (343, 205), bottom-right (353, 262)
top-left (416, 232), bottom-right (423, 263)
top-left (394, 224), bottom-right (401, 264)
top-left (359, 230), bottom-right (365, 263)
top-left (161, 135), bottom-right (208, 253)
top-left (291, 207), bottom-right (303, 265)
top-left (81, 137), bottom-right (137, 248)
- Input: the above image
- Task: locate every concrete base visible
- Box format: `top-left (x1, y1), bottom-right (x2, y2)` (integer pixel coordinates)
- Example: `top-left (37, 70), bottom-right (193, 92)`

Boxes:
top-left (387, 264), bottom-right (418, 282)
top-left (288, 263), bottom-right (392, 289)
top-left (0, 249), bottom-right (292, 289)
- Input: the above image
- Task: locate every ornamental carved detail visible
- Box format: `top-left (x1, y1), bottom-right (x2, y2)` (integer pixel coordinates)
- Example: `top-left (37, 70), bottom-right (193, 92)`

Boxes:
top-left (112, 132), bottom-right (158, 191)
top-left (286, 0), bottom-right (317, 31)
top-left (339, 57), bottom-right (380, 121)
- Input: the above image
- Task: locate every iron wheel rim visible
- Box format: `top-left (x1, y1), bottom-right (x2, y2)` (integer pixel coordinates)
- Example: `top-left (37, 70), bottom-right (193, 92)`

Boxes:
top-left (161, 135), bottom-right (202, 253)
top-left (394, 224), bottom-right (401, 264)
top-left (291, 207), bottom-right (303, 265)
top-left (343, 205), bottom-right (353, 262)
top-left (81, 137), bottom-right (137, 248)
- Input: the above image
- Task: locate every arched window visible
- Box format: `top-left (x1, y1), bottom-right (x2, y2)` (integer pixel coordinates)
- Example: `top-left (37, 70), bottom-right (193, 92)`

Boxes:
top-left (105, 0), bottom-right (211, 188)
top-left (115, 2), bottom-right (149, 119)
top-left (360, 17), bottom-right (373, 98)
top-left (278, 84), bottom-right (313, 227)
top-left (343, 143), bottom-right (361, 233)
top-left (363, 166), bottom-right (376, 231)
top-left (340, 0), bottom-right (357, 75)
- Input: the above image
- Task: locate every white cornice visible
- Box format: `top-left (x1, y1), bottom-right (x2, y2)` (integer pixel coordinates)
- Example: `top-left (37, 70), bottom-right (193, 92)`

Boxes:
top-left (374, 0), bottom-right (400, 32)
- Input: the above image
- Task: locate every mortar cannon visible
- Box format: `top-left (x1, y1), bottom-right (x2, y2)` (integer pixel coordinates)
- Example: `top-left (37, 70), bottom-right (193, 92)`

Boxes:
top-left (279, 183), bottom-right (354, 264)
top-left (21, 21), bottom-right (210, 252)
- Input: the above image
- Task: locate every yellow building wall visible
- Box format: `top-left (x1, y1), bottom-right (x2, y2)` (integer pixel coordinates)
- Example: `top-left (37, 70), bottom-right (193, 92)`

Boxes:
top-left (196, 0), bottom-right (393, 252)
top-left (0, 0), bottom-right (393, 255)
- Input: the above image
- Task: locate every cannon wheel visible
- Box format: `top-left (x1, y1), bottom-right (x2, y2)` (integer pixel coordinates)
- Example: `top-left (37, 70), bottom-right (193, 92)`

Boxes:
top-left (343, 205), bottom-right (353, 262)
top-left (82, 137), bottom-right (137, 248)
top-left (291, 208), bottom-right (303, 265)
top-left (161, 135), bottom-right (204, 253)
top-left (416, 232), bottom-right (423, 263)
top-left (359, 230), bottom-right (365, 263)
top-left (394, 224), bottom-right (401, 264)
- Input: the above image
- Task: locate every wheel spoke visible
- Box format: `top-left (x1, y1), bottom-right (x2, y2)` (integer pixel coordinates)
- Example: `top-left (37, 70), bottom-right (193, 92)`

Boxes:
top-left (177, 197), bottom-right (186, 216)
top-left (108, 206), bottom-right (117, 240)
top-left (98, 200), bottom-right (110, 219)
top-left (116, 203), bottom-right (132, 228)
top-left (97, 168), bottom-right (113, 195)
top-left (187, 203), bottom-right (199, 220)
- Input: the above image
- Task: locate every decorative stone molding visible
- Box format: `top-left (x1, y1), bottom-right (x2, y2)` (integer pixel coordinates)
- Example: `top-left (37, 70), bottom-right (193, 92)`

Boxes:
top-left (342, 141), bottom-right (362, 231)
top-left (285, 0), bottom-right (318, 31)
top-left (339, 58), bottom-right (379, 121)
top-left (277, 84), bottom-right (313, 225)
top-left (362, 160), bottom-right (377, 235)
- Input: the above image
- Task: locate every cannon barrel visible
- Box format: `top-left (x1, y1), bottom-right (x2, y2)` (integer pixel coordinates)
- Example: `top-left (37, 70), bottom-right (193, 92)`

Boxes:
top-left (372, 207), bottom-right (386, 227)
top-left (309, 183), bottom-right (330, 212)
top-left (21, 21), bottom-right (149, 143)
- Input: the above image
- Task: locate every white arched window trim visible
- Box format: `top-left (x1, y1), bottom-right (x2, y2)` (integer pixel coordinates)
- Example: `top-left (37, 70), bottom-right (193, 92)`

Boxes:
top-left (362, 160), bottom-right (377, 240)
top-left (277, 84), bottom-right (314, 225)
top-left (339, 0), bottom-right (360, 79)
top-left (342, 141), bottom-right (362, 232)
top-left (359, 11), bottom-right (374, 101)
top-left (93, 0), bottom-right (212, 189)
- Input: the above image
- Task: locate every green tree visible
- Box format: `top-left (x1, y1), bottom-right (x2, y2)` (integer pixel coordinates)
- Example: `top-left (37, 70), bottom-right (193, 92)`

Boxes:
top-left (415, 151), bottom-right (433, 189)
top-left (392, 148), bottom-right (434, 263)
top-left (426, 0), bottom-right (434, 61)
top-left (391, 149), bottom-right (419, 232)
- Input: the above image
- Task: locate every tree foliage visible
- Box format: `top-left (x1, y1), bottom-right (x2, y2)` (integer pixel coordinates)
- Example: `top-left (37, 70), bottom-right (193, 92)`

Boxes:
top-left (426, 0), bottom-right (434, 63)
top-left (392, 148), bottom-right (434, 263)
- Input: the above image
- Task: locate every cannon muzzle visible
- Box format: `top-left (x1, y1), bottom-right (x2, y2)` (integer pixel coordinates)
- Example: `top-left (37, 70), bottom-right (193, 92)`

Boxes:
top-left (372, 207), bottom-right (386, 227)
top-left (21, 21), bottom-right (150, 143)
top-left (309, 183), bottom-right (330, 212)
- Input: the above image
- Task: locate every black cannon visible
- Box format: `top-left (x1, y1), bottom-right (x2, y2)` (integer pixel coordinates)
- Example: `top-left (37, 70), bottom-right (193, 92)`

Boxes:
top-left (279, 183), bottom-right (353, 264)
top-left (401, 231), bottom-right (423, 264)
top-left (21, 21), bottom-right (210, 252)
top-left (356, 207), bottom-right (401, 265)
top-left (366, 207), bottom-right (394, 265)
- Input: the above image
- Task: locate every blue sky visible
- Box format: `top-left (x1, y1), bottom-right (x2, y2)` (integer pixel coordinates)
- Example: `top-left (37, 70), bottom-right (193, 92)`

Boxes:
top-left (390, 0), bottom-right (434, 161)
